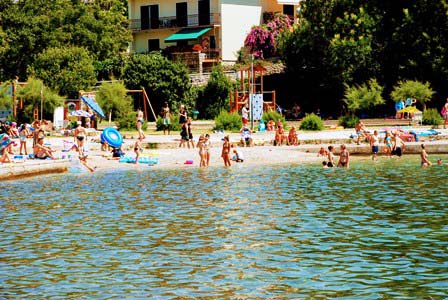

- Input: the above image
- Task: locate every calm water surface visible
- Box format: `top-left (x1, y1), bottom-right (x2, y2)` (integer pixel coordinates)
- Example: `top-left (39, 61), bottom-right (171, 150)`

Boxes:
top-left (1, 158), bottom-right (447, 299)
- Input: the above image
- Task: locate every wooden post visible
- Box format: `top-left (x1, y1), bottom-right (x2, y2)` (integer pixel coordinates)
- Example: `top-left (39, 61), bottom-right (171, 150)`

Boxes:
top-left (273, 90), bottom-right (276, 111)
top-left (142, 91), bottom-right (148, 121)
top-left (12, 82), bottom-right (17, 117)
top-left (142, 88), bottom-right (157, 121)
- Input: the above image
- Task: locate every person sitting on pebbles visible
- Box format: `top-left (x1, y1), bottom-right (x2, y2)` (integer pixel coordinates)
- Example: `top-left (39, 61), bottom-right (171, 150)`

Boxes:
top-left (33, 137), bottom-right (55, 159)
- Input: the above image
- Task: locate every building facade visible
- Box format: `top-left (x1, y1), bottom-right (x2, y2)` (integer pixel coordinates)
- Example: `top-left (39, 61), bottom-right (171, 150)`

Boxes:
top-left (128, 0), bottom-right (300, 72)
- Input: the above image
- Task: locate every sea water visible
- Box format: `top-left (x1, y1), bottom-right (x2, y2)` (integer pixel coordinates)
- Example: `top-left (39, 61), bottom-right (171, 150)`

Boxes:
top-left (0, 158), bottom-right (447, 299)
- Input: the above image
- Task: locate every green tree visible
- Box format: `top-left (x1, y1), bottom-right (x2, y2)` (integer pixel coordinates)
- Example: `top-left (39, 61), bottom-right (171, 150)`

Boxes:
top-left (390, 80), bottom-right (434, 110)
top-left (123, 53), bottom-right (196, 117)
top-left (0, 82), bottom-right (13, 110)
top-left (196, 65), bottom-right (234, 119)
top-left (0, 0), bottom-right (131, 82)
top-left (95, 81), bottom-right (132, 120)
top-left (28, 46), bottom-right (97, 98)
top-left (16, 77), bottom-right (64, 121)
top-left (343, 79), bottom-right (384, 115)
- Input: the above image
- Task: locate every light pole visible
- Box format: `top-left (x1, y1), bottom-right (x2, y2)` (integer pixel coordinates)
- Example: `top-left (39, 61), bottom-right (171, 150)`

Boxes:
top-left (40, 85), bottom-right (43, 120)
top-left (250, 54), bottom-right (254, 130)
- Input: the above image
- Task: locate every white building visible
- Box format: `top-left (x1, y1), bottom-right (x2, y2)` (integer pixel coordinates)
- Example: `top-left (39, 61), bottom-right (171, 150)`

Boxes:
top-left (128, 0), bottom-right (300, 71)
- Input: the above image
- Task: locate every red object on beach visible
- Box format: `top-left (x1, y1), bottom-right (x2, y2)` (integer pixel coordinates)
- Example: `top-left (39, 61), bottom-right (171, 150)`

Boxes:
top-left (399, 134), bottom-right (415, 142)
top-left (184, 160), bottom-right (193, 165)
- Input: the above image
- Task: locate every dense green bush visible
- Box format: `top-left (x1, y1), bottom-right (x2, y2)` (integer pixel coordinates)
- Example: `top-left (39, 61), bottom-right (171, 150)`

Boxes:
top-left (156, 115), bottom-right (181, 132)
top-left (116, 111), bottom-right (148, 130)
top-left (422, 108), bottom-right (442, 126)
top-left (262, 110), bottom-right (287, 128)
top-left (339, 115), bottom-right (360, 128)
top-left (299, 113), bottom-right (324, 131)
top-left (214, 111), bottom-right (242, 131)
top-left (196, 65), bottom-right (234, 119)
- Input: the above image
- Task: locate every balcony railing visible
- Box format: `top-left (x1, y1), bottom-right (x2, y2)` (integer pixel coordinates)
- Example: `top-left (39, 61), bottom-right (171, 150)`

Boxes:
top-left (130, 13), bottom-right (220, 31)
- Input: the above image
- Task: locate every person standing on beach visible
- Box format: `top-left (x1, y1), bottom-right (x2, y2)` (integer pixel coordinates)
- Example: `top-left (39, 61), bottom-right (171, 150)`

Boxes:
top-left (187, 117), bottom-right (195, 149)
top-left (442, 98), bottom-right (448, 129)
top-left (134, 135), bottom-right (143, 164)
top-left (221, 135), bottom-right (231, 167)
top-left (161, 102), bottom-right (172, 135)
top-left (204, 134), bottom-right (211, 166)
top-left (370, 130), bottom-right (379, 161)
top-left (337, 144), bottom-right (350, 168)
top-left (196, 135), bottom-right (206, 167)
top-left (19, 124), bottom-right (30, 155)
top-left (74, 121), bottom-right (87, 158)
top-left (392, 132), bottom-right (405, 158)
top-left (136, 108), bottom-right (145, 139)
top-left (420, 144), bottom-right (432, 167)
top-left (241, 102), bottom-right (249, 126)
top-left (179, 119), bottom-right (189, 148)
top-left (384, 131), bottom-right (392, 158)
top-left (178, 104), bottom-right (188, 125)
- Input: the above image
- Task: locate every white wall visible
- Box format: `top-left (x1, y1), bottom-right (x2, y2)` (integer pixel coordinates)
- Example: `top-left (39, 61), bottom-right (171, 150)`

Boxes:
top-left (221, 0), bottom-right (262, 62)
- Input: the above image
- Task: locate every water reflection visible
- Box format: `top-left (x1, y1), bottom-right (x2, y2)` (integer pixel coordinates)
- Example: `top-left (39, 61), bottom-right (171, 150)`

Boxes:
top-left (1, 158), bottom-right (447, 298)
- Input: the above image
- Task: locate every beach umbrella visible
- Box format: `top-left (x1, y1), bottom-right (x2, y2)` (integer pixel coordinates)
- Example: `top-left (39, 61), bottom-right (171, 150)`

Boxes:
top-left (69, 110), bottom-right (92, 118)
top-left (81, 96), bottom-right (106, 119)
top-left (398, 106), bottom-right (421, 113)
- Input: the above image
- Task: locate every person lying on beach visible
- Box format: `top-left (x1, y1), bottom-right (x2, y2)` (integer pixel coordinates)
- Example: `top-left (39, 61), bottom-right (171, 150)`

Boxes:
top-left (33, 137), bottom-right (55, 159)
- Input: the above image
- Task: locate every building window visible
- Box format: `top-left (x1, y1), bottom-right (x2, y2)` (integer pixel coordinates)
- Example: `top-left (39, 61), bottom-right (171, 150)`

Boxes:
top-left (283, 4), bottom-right (294, 20)
top-left (141, 4), bottom-right (159, 30)
top-left (198, 0), bottom-right (210, 25)
top-left (176, 2), bottom-right (188, 27)
top-left (148, 39), bottom-right (160, 52)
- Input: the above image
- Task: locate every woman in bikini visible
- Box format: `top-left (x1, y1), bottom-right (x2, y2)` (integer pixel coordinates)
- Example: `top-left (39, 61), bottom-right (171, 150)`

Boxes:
top-left (420, 144), bottom-right (432, 167)
top-left (338, 144), bottom-right (350, 168)
top-left (384, 131), bottom-right (392, 158)
top-left (196, 135), bottom-right (207, 167)
top-left (74, 121), bottom-right (87, 158)
top-left (134, 135), bottom-right (143, 164)
top-left (221, 135), bottom-right (231, 167)
top-left (136, 108), bottom-right (145, 139)
top-left (204, 134), bottom-right (211, 166)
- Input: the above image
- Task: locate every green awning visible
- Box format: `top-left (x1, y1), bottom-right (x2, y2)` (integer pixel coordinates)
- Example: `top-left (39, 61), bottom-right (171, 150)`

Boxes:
top-left (165, 27), bottom-right (212, 42)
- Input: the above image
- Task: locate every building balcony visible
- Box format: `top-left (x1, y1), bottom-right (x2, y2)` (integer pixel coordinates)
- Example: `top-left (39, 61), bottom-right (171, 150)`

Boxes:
top-left (129, 13), bottom-right (220, 31)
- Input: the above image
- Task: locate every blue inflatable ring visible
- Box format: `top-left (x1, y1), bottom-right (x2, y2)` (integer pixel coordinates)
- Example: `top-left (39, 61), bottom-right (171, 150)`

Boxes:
top-left (102, 127), bottom-right (123, 148)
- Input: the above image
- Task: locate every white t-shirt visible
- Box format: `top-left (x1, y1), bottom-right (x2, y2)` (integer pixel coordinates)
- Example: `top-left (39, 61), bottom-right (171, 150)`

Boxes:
top-left (242, 106), bottom-right (249, 119)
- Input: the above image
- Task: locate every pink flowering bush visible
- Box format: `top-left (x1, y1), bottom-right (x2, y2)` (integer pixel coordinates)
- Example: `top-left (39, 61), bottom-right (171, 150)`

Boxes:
top-left (244, 14), bottom-right (292, 59)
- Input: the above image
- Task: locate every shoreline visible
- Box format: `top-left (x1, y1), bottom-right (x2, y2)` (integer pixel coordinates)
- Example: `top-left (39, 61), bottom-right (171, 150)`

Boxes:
top-left (2, 127), bottom-right (448, 180)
